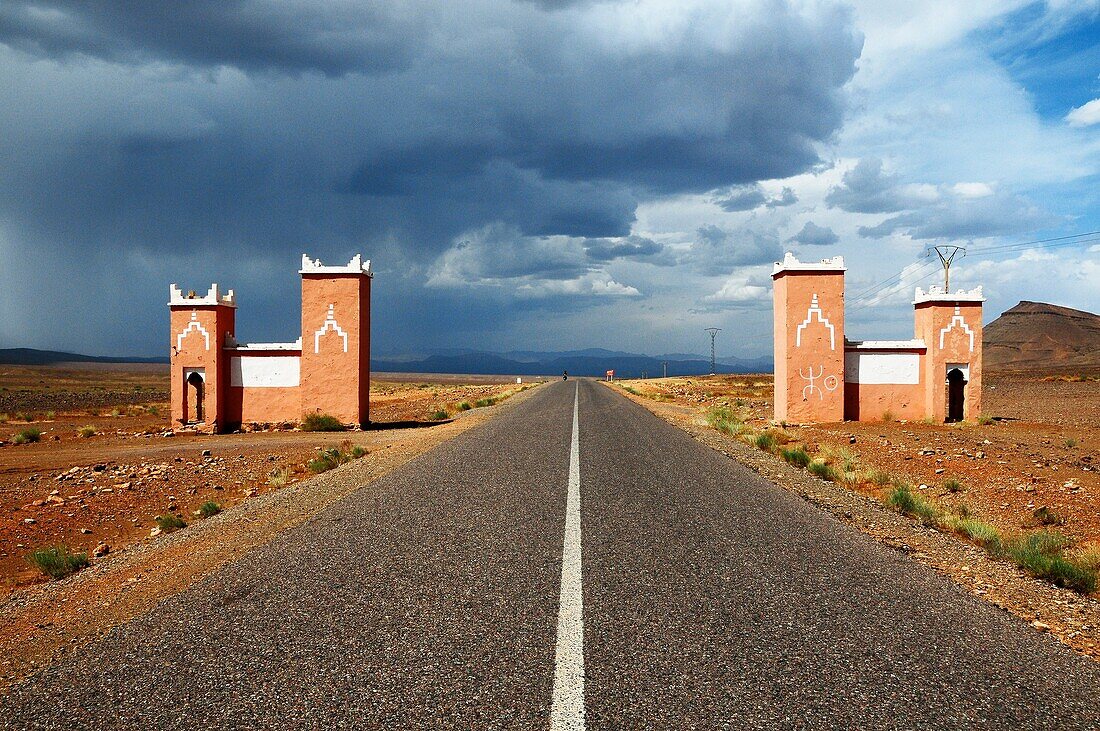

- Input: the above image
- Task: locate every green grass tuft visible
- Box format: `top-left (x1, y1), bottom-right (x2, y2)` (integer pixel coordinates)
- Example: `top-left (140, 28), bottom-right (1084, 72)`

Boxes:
top-left (807, 460), bottom-right (838, 482)
top-left (943, 477), bottom-right (964, 493)
top-left (78, 425), bottom-right (97, 438)
top-left (155, 513), bottom-right (187, 532)
top-left (779, 446), bottom-right (812, 469)
top-left (457, 401), bottom-right (472, 411)
top-left (430, 409), bottom-right (450, 420)
top-left (753, 432), bottom-right (777, 452)
top-left (474, 397), bottom-right (498, 408)
top-left (705, 406), bottom-right (744, 437)
top-left (887, 482), bottom-right (941, 525)
top-left (12, 428), bottom-right (41, 445)
top-left (301, 413), bottom-right (345, 432)
top-left (27, 545), bottom-right (89, 580)
top-left (198, 501), bottom-right (221, 518)
top-left (977, 415), bottom-right (995, 425)
top-left (1005, 531), bottom-right (1096, 594)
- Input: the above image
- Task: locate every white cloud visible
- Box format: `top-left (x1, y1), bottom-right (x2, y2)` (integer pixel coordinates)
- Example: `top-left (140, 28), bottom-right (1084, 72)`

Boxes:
top-left (1066, 98), bottom-right (1100, 127)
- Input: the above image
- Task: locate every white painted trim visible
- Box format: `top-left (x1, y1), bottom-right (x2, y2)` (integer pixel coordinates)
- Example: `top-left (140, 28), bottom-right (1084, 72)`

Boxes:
top-left (225, 336), bottom-right (303, 352)
top-left (845, 351), bottom-right (921, 385)
top-left (773, 251), bottom-right (845, 275)
top-left (230, 356), bottom-right (301, 388)
top-left (176, 311), bottom-right (211, 351)
top-left (551, 384), bottom-right (584, 731)
top-left (313, 304), bottom-right (349, 353)
top-left (795, 294), bottom-right (837, 350)
top-left (938, 306), bottom-right (975, 352)
top-left (299, 253), bottom-right (372, 276)
top-left (183, 367), bottom-right (205, 383)
top-left (845, 339), bottom-right (926, 350)
top-left (913, 285), bottom-right (984, 304)
top-left (169, 283), bottom-right (236, 308)
top-left (946, 362), bottom-right (970, 382)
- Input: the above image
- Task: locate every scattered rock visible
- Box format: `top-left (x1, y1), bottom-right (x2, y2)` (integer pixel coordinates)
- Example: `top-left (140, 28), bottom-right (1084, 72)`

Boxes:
top-left (23, 518), bottom-right (36, 525)
top-left (92, 542), bottom-right (109, 557)
top-left (149, 527), bottom-right (162, 537)
top-left (80, 528), bottom-right (92, 534)
top-left (1032, 620), bottom-right (1051, 632)
top-left (201, 449), bottom-right (212, 457)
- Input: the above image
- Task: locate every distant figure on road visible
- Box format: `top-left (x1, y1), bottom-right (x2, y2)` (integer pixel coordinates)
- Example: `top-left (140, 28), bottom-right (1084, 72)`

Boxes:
top-left (563, 370), bottom-right (569, 381)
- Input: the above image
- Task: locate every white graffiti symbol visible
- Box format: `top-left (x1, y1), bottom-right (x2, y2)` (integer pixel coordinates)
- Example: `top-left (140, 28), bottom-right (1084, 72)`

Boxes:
top-left (795, 294), bottom-right (836, 350)
top-left (800, 365), bottom-right (839, 400)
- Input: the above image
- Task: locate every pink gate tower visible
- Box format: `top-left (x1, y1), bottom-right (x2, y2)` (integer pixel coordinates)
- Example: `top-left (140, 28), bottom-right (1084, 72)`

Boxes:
top-left (772, 253), bottom-right (983, 424)
top-left (169, 254), bottom-right (372, 433)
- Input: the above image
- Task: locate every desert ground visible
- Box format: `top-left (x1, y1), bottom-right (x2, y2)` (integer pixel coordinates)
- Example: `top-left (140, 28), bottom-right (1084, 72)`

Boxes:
top-left (0, 364), bottom-right (537, 596)
top-left (611, 372), bottom-right (1099, 583)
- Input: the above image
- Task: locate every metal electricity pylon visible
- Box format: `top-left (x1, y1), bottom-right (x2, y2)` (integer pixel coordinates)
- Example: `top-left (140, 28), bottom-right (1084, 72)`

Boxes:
top-left (928, 245), bottom-right (966, 291)
top-left (661, 361), bottom-right (668, 379)
top-left (704, 328), bottom-right (721, 376)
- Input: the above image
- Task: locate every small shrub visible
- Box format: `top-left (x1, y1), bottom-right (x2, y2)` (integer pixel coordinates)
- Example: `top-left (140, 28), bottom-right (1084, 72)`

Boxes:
top-left (1032, 506), bottom-right (1064, 527)
top-left (12, 428), bottom-right (42, 445)
top-left (1064, 438), bottom-right (1078, 449)
top-left (350, 445), bottom-right (367, 458)
top-left (881, 410), bottom-right (896, 423)
top-left (268, 465), bottom-right (290, 487)
top-left (807, 460), bottom-right (838, 482)
top-left (940, 514), bottom-right (1002, 553)
top-left (15, 411), bottom-right (35, 422)
top-left (977, 415), bottom-right (995, 426)
top-left (110, 407), bottom-right (121, 417)
top-left (301, 413), bottom-right (345, 432)
top-left (457, 401), bottom-right (472, 411)
top-left (430, 409), bottom-right (449, 421)
top-left (753, 432), bottom-right (777, 452)
top-left (779, 446), bottom-right (812, 469)
top-left (308, 447), bottom-right (344, 473)
top-left (155, 513), bottom-right (187, 532)
top-left (0, 413), bottom-right (8, 423)
top-left (27, 545), bottom-right (89, 580)
top-left (148, 405), bottom-right (160, 416)
top-left (198, 501), bottom-right (221, 518)
top-left (943, 478), bottom-right (964, 493)
top-left (623, 386), bottom-right (640, 395)
top-left (474, 397), bottom-right (497, 408)
top-left (45, 410), bottom-right (56, 420)
top-left (78, 425), bottom-right (97, 438)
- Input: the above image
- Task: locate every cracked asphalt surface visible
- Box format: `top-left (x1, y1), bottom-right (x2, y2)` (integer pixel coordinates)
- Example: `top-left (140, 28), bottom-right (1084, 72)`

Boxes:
top-left (2, 380), bottom-right (1099, 729)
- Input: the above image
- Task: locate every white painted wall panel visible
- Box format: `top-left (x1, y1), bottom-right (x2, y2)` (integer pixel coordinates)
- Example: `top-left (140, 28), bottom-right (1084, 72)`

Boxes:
top-left (230, 356), bottom-right (300, 388)
top-left (845, 352), bottom-right (920, 385)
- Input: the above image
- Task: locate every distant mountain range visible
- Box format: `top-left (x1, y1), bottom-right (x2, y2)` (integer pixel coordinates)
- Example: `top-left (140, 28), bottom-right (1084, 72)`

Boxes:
top-left (984, 301), bottom-right (1099, 372)
top-left (0, 346), bottom-right (771, 377)
top-left (371, 349), bottom-right (773, 377)
top-left (0, 348), bottom-right (168, 365)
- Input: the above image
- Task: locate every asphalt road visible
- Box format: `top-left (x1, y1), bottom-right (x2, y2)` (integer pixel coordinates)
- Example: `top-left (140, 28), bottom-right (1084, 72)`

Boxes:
top-left (3, 380), bottom-right (1099, 729)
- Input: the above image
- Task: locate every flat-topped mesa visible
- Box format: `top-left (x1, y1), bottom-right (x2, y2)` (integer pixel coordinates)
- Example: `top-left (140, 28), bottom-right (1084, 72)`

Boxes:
top-left (772, 252), bottom-right (845, 276)
top-left (299, 253), bottom-right (373, 276)
top-left (168, 283), bottom-right (236, 308)
top-left (913, 284), bottom-right (985, 304)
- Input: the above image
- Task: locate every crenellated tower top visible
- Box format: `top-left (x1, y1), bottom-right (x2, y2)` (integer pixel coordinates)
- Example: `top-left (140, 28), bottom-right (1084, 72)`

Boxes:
top-left (168, 283), bottom-right (236, 308)
top-left (912, 285), bottom-right (985, 304)
top-left (299, 253), bottom-right (372, 276)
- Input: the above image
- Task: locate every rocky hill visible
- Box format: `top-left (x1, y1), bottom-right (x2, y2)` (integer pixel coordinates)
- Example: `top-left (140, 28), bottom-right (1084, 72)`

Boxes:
top-left (984, 301), bottom-right (1100, 372)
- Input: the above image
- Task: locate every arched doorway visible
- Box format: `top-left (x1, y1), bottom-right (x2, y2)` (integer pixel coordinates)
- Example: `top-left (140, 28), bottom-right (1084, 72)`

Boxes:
top-left (186, 370), bottom-right (205, 423)
top-left (946, 367), bottom-right (966, 423)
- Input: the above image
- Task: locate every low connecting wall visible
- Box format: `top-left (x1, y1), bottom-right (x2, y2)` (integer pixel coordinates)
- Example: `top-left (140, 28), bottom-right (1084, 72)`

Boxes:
top-left (843, 345), bottom-right (927, 421)
top-left (224, 350), bottom-right (303, 424)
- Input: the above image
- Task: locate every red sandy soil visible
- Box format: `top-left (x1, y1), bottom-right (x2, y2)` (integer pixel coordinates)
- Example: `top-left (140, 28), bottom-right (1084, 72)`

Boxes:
top-left (0, 366), bottom-right (529, 596)
top-left (615, 372), bottom-right (1099, 551)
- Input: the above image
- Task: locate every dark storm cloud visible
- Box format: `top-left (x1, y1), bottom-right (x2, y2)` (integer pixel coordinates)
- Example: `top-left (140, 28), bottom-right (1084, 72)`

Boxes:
top-left (0, 1), bottom-right (423, 75)
top-left (789, 221), bottom-right (839, 246)
top-left (715, 184), bottom-right (768, 212)
top-left (0, 0), bottom-right (863, 354)
top-left (583, 236), bottom-right (664, 262)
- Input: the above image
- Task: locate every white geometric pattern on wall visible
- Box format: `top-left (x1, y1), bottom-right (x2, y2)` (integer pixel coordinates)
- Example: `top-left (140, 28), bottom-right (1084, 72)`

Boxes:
top-left (313, 304), bottom-right (349, 354)
top-left (938, 305), bottom-right (975, 352)
top-left (795, 294), bottom-right (836, 350)
top-left (177, 310), bottom-right (210, 351)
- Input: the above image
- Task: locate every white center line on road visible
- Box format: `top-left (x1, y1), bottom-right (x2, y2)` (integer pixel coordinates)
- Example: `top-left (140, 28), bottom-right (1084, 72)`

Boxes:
top-left (551, 383), bottom-right (585, 730)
